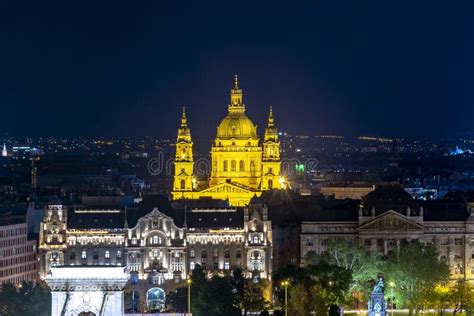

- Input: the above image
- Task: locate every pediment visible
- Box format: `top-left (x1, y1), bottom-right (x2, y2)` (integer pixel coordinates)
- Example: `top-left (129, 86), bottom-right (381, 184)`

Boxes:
top-left (200, 182), bottom-right (254, 195)
top-left (359, 210), bottom-right (423, 230)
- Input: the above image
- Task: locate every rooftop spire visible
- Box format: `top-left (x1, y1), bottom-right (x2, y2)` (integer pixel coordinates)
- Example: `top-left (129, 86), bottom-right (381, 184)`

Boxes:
top-left (181, 106), bottom-right (187, 127)
top-left (229, 75), bottom-right (244, 112)
top-left (234, 74), bottom-right (239, 89)
top-left (268, 106), bottom-right (274, 127)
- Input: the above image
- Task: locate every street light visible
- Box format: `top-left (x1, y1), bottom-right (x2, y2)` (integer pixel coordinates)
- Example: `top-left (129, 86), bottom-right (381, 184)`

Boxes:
top-left (388, 281), bottom-right (395, 316)
top-left (187, 278), bottom-right (192, 315)
top-left (281, 280), bottom-right (290, 316)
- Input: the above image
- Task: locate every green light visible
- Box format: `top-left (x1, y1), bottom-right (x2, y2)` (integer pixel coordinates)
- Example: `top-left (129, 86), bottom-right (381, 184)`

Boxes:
top-left (295, 164), bottom-right (305, 172)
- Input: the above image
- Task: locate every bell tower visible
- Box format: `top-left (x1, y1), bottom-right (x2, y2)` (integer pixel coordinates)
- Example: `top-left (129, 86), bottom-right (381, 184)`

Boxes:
top-left (173, 107), bottom-right (194, 192)
top-left (261, 106), bottom-right (281, 190)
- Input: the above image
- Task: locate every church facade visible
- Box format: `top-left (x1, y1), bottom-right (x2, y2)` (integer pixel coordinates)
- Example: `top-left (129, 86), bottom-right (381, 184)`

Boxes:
top-left (171, 76), bottom-right (282, 206)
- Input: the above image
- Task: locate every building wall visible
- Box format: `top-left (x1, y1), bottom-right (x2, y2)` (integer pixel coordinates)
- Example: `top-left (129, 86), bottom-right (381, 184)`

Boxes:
top-left (0, 222), bottom-right (38, 284)
top-left (300, 210), bottom-right (474, 281)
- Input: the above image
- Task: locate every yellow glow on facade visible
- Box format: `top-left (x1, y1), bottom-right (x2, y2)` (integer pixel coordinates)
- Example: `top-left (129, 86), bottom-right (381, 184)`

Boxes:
top-left (172, 76), bottom-right (282, 206)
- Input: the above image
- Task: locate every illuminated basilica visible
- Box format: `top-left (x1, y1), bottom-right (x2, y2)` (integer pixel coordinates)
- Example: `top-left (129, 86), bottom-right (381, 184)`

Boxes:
top-left (171, 76), bottom-right (283, 206)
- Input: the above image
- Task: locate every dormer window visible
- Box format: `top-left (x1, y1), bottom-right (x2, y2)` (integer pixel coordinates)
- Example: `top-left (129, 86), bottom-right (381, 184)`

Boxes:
top-left (151, 236), bottom-right (162, 245)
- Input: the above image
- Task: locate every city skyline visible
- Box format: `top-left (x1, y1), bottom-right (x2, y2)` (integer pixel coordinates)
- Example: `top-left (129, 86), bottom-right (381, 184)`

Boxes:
top-left (0, 1), bottom-right (473, 138)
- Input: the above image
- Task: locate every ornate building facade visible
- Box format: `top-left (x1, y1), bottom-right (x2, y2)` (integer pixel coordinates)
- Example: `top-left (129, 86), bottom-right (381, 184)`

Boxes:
top-left (38, 195), bottom-right (272, 311)
top-left (172, 76), bottom-right (282, 206)
top-left (299, 185), bottom-right (474, 281)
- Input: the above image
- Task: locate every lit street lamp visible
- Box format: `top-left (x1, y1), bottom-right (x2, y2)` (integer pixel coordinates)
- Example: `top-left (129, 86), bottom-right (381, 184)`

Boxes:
top-left (389, 281), bottom-right (395, 316)
top-left (281, 280), bottom-right (290, 316)
top-left (187, 278), bottom-right (192, 315)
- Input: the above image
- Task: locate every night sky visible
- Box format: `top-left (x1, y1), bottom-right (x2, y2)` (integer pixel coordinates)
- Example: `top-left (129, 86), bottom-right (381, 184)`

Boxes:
top-left (0, 1), bottom-right (473, 139)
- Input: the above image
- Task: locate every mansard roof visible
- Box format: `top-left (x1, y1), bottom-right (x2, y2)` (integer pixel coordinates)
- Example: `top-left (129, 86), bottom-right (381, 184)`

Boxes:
top-left (186, 208), bottom-right (244, 229)
top-left (171, 197), bottom-right (230, 210)
top-left (361, 184), bottom-right (418, 215)
top-left (127, 194), bottom-right (180, 227)
top-left (67, 208), bottom-right (125, 230)
top-left (263, 191), bottom-right (359, 225)
top-left (422, 201), bottom-right (469, 221)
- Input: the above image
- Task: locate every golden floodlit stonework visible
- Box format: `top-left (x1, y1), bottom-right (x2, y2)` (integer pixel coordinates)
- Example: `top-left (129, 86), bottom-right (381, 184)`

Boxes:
top-left (172, 76), bottom-right (282, 206)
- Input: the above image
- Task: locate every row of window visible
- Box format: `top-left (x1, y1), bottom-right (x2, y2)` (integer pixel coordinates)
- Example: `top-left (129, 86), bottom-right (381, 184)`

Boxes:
top-left (0, 254), bottom-right (36, 268)
top-left (0, 226), bottom-right (27, 238)
top-left (0, 245), bottom-right (34, 258)
top-left (0, 272), bottom-right (37, 285)
top-left (70, 250), bottom-right (122, 260)
top-left (0, 237), bottom-right (27, 248)
top-left (222, 160), bottom-right (253, 172)
top-left (190, 261), bottom-right (232, 271)
top-left (306, 237), bottom-right (466, 247)
top-left (0, 263), bottom-right (37, 278)
top-left (190, 249), bottom-right (241, 259)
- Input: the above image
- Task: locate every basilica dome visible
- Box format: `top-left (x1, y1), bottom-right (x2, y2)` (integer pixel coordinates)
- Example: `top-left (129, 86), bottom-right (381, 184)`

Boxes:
top-left (216, 112), bottom-right (257, 139)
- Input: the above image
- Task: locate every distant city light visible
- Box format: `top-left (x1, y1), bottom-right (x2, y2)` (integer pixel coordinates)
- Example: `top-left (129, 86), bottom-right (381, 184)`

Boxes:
top-left (449, 146), bottom-right (472, 156)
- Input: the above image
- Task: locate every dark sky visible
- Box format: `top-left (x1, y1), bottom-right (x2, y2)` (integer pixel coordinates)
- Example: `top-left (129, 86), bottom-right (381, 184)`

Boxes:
top-left (0, 1), bottom-right (473, 139)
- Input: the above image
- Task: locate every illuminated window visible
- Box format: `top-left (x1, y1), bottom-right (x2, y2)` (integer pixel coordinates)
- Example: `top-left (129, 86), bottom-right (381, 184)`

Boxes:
top-left (231, 160), bottom-right (236, 172)
top-left (105, 251), bottom-right (110, 259)
top-left (190, 249), bottom-right (195, 258)
top-left (117, 251), bottom-right (122, 259)
top-left (152, 236), bottom-right (161, 245)
top-left (131, 237), bottom-right (137, 245)
top-left (252, 235), bottom-right (259, 244)
top-left (81, 250), bottom-right (87, 259)
top-left (224, 262), bottom-right (230, 270)
top-left (239, 160), bottom-right (245, 171)
top-left (223, 161), bottom-right (228, 171)
top-left (190, 261), bottom-right (195, 270)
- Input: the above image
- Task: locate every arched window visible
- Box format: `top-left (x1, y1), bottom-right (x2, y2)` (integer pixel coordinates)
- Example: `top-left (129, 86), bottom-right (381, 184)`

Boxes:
top-left (70, 252), bottom-right (75, 260)
top-left (268, 179), bottom-right (273, 189)
top-left (236, 250), bottom-right (241, 259)
top-left (105, 251), bottom-right (110, 259)
top-left (223, 160), bottom-right (228, 171)
top-left (117, 251), bottom-right (122, 259)
top-left (201, 250), bottom-right (207, 258)
top-left (239, 160), bottom-right (245, 171)
top-left (224, 250), bottom-right (230, 258)
top-left (180, 179), bottom-right (185, 190)
top-left (250, 161), bottom-right (256, 173)
top-left (231, 160), bottom-right (236, 172)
